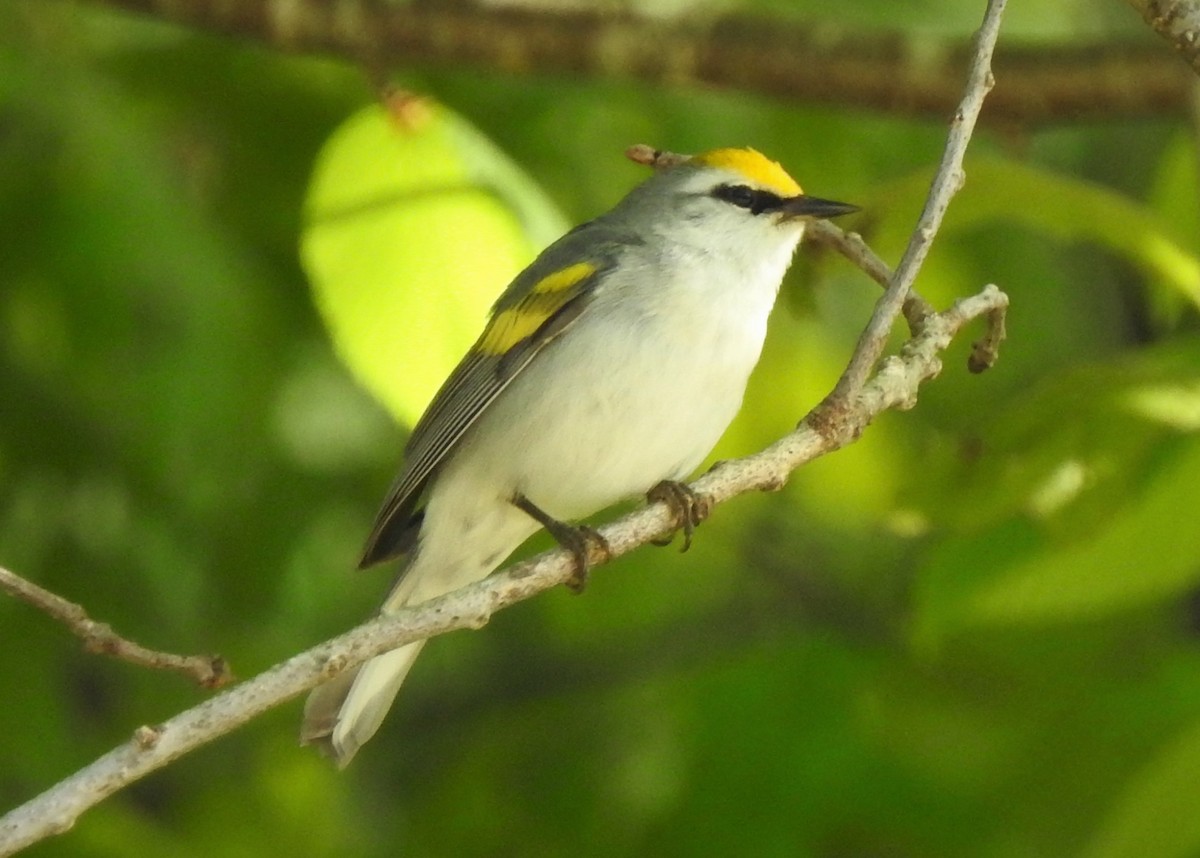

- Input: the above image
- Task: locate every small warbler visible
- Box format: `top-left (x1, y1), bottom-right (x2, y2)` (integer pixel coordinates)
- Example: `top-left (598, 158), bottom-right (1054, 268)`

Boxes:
top-left (302, 146), bottom-right (857, 766)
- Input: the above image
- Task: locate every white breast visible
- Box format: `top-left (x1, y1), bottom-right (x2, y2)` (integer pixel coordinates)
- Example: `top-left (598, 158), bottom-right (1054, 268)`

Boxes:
top-left (447, 229), bottom-right (801, 520)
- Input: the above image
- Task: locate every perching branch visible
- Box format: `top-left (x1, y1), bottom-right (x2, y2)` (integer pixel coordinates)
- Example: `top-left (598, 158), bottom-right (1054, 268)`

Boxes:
top-left (0, 566), bottom-right (232, 689)
top-left (1, 1), bottom-right (1011, 853)
top-left (76, 0), bottom-right (1192, 126)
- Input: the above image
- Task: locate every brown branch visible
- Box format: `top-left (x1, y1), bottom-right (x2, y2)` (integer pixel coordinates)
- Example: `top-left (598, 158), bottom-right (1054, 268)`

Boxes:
top-left (0, 566), bottom-right (232, 689)
top-left (75, 0), bottom-right (1193, 126)
top-left (1125, 0), bottom-right (1200, 74)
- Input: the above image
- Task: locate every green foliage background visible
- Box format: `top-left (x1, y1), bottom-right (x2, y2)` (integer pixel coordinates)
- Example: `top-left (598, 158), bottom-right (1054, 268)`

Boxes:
top-left (3, 1), bottom-right (1200, 855)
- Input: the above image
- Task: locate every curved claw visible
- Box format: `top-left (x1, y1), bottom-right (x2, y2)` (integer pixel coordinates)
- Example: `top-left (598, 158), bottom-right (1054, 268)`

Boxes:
top-left (646, 480), bottom-right (712, 552)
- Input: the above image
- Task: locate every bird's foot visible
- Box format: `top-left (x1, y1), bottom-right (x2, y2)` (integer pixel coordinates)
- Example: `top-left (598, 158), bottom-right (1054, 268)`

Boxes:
top-left (646, 480), bottom-right (711, 552)
top-left (512, 495), bottom-right (611, 593)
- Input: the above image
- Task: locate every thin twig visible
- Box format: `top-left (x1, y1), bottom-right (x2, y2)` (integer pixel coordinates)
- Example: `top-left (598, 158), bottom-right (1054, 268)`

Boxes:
top-left (816, 0), bottom-right (1006, 429)
top-left (803, 220), bottom-right (937, 332)
top-left (969, 301), bottom-right (1009, 372)
top-left (0, 278), bottom-right (1009, 857)
top-left (0, 566), bottom-right (232, 689)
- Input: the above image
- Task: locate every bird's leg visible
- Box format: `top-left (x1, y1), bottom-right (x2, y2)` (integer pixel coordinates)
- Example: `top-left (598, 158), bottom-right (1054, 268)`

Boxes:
top-left (512, 494), bottom-right (611, 593)
top-left (646, 480), bottom-right (712, 552)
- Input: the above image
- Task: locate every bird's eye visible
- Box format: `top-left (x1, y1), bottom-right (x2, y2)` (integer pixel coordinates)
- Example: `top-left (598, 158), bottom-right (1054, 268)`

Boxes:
top-left (713, 184), bottom-right (757, 209)
top-left (713, 184), bottom-right (782, 214)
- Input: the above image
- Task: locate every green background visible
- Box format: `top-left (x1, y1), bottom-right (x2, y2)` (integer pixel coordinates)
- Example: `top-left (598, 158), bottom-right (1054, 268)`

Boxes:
top-left (4, 1), bottom-right (1200, 855)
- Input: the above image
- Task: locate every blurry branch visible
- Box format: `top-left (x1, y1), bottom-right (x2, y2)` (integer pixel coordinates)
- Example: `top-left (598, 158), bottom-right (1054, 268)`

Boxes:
top-left (1125, 0), bottom-right (1200, 74)
top-left (0, 2), bottom-right (1008, 854)
top-left (0, 566), bottom-right (232, 689)
top-left (79, 0), bottom-right (1193, 126)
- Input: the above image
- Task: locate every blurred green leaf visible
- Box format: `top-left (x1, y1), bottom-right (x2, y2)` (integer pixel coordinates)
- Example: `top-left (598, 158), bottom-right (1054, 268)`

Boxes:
top-left (961, 435), bottom-right (1200, 623)
top-left (1147, 131), bottom-right (1200, 328)
top-left (914, 338), bottom-right (1200, 640)
top-left (1085, 720), bottom-right (1200, 858)
top-left (300, 96), bottom-right (567, 427)
top-left (914, 339), bottom-right (1200, 531)
top-left (871, 156), bottom-right (1200, 312)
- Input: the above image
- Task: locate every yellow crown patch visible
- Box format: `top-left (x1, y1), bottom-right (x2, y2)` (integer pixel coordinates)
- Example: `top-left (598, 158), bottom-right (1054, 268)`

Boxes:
top-left (691, 148), bottom-right (802, 197)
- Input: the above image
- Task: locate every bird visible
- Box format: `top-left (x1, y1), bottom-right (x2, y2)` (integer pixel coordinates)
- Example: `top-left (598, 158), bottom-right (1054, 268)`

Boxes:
top-left (301, 145), bottom-right (858, 766)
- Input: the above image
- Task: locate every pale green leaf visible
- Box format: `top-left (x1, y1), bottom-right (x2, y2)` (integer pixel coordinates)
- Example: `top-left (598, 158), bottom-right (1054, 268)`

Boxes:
top-left (300, 98), bottom-right (568, 427)
top-left (963, 435), bottom-right (1200, 623)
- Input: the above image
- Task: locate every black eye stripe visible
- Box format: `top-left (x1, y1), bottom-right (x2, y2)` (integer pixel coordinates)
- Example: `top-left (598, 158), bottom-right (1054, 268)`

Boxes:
top-left (712, 184), bottom-right (784, 214)
top-left (713, 184), bottom-right (755, 208)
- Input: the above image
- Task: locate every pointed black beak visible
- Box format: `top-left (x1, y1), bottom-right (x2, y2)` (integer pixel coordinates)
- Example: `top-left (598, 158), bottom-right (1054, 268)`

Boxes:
top-left (782, 195), bottom-right (860, 220)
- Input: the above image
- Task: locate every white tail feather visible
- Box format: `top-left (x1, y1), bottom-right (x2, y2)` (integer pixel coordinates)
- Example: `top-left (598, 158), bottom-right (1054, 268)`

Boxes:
top-left (302, 641), bottom-right (425, 767)
top-left (301, 477), bottom-right (541, 765)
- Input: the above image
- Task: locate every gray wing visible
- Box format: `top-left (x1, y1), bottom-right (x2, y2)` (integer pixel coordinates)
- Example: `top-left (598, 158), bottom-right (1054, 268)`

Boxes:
top-left (357, 223), bottom-right (627, 568)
